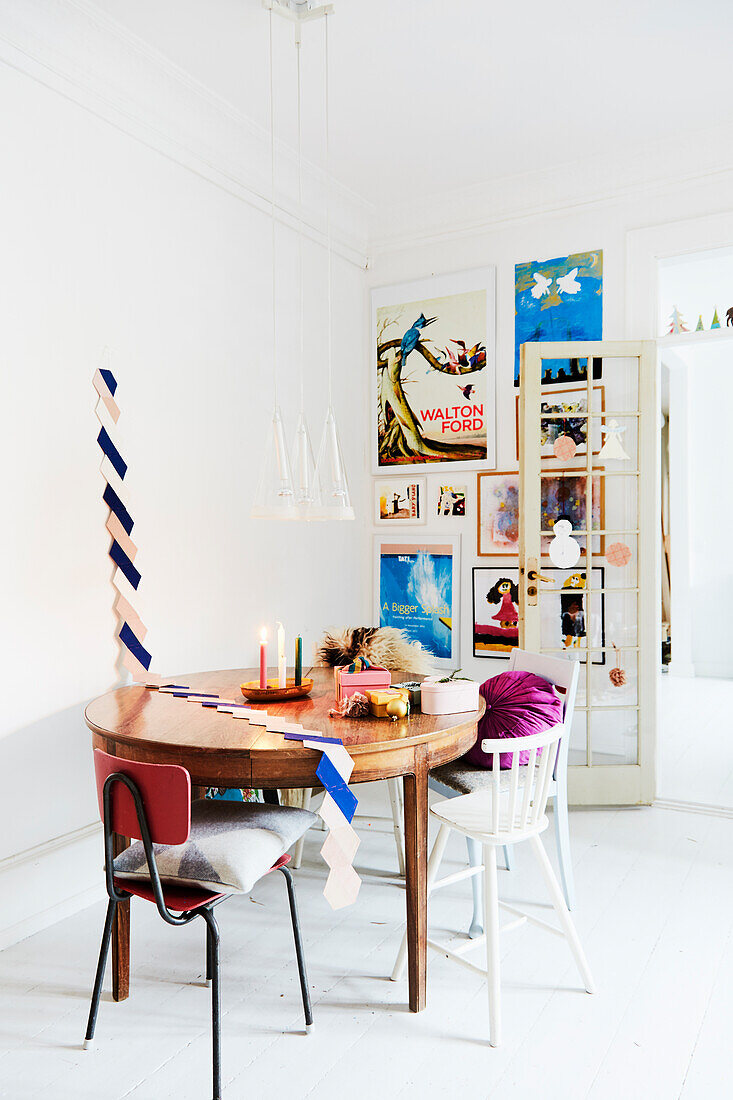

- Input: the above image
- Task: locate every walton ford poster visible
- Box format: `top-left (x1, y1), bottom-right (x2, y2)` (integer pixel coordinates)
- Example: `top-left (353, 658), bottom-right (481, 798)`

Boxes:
top-left (373, 269), bottom-right (496, 471)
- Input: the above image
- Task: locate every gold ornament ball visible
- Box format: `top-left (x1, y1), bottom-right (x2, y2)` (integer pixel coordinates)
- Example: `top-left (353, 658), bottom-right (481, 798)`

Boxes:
top-left (386, 698), bottom-right (408, 720)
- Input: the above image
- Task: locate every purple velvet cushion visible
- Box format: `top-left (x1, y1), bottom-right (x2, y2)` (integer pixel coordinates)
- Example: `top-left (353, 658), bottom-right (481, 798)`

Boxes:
top-left (465, 670), bottom-right (564, 769)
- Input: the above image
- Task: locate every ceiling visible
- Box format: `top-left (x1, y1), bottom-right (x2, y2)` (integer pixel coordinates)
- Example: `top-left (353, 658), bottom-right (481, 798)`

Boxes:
top-left (92, 0), bottom-right (733, 210)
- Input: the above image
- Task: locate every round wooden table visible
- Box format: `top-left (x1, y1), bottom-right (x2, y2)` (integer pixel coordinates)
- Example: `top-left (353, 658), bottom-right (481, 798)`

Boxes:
top-left (85, 667), bottom-right (483, 1013)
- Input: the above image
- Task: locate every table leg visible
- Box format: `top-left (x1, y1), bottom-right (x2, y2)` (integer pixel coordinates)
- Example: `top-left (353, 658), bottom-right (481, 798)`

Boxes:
top-left (403, 749), bottom-right (428, 1012)
top-left (111, 832), bottom-right (130, 1002)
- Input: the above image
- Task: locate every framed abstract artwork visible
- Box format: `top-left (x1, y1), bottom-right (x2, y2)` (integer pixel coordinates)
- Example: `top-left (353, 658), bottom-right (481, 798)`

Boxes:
top-left (374, 477), bottom-right (426, 524)
top-left (372, 269), bottom-right (496, 472)
top-left (514, 385), bottom-right (605, 460)
top-left (514, 249), bottom-right (603, 386)
top-left (374, 535), bottom-right (460, 667)
top-left (477, 470), bottom-right (605, 557)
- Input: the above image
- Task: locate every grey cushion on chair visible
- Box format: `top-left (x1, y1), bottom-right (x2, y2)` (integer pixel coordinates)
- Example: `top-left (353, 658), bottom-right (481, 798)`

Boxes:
top-left (113, 800), bottom-right (318, 895)
top-left (431, 760), bottom-right (505, 795)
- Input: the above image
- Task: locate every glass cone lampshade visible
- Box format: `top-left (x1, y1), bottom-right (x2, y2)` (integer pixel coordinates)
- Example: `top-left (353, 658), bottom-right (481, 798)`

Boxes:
top-left (291, 412), bottom-right (318, 517)
top-left (251, 405), bottom-right (296, 519)
top-left (311, 405), bottom-right (354, 521)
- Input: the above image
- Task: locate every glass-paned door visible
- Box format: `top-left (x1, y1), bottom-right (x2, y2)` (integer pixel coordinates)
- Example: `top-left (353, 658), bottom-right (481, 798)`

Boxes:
top-left (519, 341), bottom-right (658, 805)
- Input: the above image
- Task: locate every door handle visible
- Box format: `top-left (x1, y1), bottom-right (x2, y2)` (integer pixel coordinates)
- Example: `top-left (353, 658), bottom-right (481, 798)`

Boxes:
top-left (527, 570), bottom-right (553, 583)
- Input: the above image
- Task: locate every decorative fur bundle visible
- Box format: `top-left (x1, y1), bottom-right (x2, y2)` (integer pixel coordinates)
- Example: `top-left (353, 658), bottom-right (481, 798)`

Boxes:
top-left (316, 626), bottom-right (435, 675)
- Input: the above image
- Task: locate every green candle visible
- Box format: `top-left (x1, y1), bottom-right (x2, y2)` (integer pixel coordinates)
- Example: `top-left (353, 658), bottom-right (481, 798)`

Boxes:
top-left (295, 635), bottom-right (303, 686)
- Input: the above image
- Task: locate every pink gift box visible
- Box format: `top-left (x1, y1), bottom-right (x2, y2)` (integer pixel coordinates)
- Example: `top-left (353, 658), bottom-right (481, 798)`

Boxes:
top-left (334, 664), bottom-right (392, 702)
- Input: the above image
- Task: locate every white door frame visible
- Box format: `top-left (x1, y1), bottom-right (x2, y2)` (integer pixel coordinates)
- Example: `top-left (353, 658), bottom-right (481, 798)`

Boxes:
top-left (519, 340), bottom-right (659, 806)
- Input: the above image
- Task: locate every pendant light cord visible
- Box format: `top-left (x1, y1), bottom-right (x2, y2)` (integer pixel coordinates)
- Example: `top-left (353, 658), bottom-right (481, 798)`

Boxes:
top-left (324, 11), bottom-right (333, 411)
top-left (296, 35), bottom-right (305, 416)
top-left (269, 8), bottom-right (279, 406)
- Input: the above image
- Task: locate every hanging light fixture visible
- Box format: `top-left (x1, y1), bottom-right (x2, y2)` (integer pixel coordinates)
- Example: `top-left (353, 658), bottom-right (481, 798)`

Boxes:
top-left (311, 8), bottom-right (354, 521)
top-left (256, 0), bottom-right (353, 522)
top-left (251, 5), bottom-right (296, 519)
top-left (291, 29), bottom-right (318, 517)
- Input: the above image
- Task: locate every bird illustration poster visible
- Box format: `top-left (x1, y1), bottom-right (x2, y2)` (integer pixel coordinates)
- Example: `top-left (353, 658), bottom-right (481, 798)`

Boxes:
top-left (514, 250), bottom-right (603, 385)
top-left (372, 269), bottom-right (496, 471)
top-left (374, 536), bottom-right (460, 666)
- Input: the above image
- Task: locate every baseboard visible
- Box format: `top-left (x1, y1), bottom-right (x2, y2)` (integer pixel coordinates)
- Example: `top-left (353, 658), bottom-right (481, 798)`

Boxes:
top-left (692, 662), bottom-right (733, 679)
top-left (0, 822), bottom-right (105, 951)
top-left (654, 797), bottom-right (733, 820)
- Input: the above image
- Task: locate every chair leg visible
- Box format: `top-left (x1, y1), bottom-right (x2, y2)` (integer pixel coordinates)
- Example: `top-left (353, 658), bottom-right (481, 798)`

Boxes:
top-left (391, 822), bottom-right (451, 981)
top-left (483, 844), bottom-right (501, 1047)
top-left (205, 925), bottom-right (212, 986)
top-left (202, 909), bottom-right (222, 1100)
top-left (291, 788), bottom-right (312, 869)
top-left (529, 834), bottom-right (595, 994)
top-left (503, 845), bottom-right (514, 871)
top-left (466, 837), bottom-right (483, 939)
top-left (387, 777), bottom-right (406, 876)
top-left (280, 866), bottom-right (313, 1031)
top-left (552, 787), bottom-right (576, 910)
top-left (84, 899), bottom-right (117, 1049)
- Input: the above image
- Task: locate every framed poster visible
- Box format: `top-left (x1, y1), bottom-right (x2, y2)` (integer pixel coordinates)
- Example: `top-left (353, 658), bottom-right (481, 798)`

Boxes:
top-left (473, 566), bottom-right (605, 662)
top-left (514, 386), bottom-right (605, 460)
top-left (374, 477), bottom-right (426, 524)
top-left (477, 470), bottom-right (605, 557)
top-left (372, 268), bottom-right (496, 472)
top-left (374, 535), bottom-right (460, 667)
top-left (514, 250), bottom-right (603, 386)
top-left (473, 567), bottom-right (520, 657)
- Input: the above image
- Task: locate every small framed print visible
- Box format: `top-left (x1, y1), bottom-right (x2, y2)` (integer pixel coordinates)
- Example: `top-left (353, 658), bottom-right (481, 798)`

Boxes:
top-left (473, 567), bottom-right (520, 658)
top-left (432, 479), bottom-right (468, 521)
top-left (514, 385), bottom-right (605, 460)
top-left (374, 477), bottom-right (426, 524)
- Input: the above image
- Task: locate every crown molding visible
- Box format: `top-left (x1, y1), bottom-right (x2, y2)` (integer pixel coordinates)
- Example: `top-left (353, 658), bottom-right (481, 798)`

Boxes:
top-left (368, 124), bottom-right (733, 256)
top-left (0, 0), bottom-right (371, 267)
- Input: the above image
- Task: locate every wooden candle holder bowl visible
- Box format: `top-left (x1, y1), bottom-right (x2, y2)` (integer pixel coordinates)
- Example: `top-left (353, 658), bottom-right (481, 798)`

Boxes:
top-left (240, 677), bottom-right (313, 703)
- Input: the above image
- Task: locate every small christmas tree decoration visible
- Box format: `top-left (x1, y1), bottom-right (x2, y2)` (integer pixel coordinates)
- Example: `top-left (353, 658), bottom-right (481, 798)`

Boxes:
top-left (598, 419), bottom-right (631, 461)
top-left (711, 306), bottom-right (721, 329)
top-left (609, 643), bottom-right (627, 687)
top-left (666, 305), bottom-right (689, 335)
top-left (696, 314), bottom-right (704, 331)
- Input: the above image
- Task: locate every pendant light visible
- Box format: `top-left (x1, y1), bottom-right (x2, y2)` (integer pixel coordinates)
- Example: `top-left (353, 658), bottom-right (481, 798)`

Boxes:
top-left (251, 6), bottom-right (296, 519)
top-left (291, 31), bottom-right (318, 517)
top-left (311, 10), bottom-right (354, 521)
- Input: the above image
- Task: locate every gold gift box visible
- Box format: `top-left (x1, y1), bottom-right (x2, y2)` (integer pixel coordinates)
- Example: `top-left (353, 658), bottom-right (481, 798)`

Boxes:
top-left (366, 687), bottom-right (410, 718)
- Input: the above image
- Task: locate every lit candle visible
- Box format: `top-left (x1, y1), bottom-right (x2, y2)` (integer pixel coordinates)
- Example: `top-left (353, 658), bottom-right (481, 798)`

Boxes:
top-left (277, 621), bottom-right (286, 688)
top-left (295, 635), bottom-right (303, 686)
top-left (259, 628), bottom-right (268, 689)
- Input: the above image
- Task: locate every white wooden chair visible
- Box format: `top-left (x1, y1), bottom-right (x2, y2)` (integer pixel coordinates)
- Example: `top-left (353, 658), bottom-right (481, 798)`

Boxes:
top-left (392, 651), bottom-right (579, 975)
top-left (394, 719), bottom-right (595, 1046)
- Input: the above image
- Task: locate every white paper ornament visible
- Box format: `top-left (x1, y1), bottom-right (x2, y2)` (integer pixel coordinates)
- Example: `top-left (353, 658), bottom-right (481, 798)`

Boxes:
top-left (549, 518), bottom-right (581, 568)
top-left (598, 419), bottom-right (631, 461)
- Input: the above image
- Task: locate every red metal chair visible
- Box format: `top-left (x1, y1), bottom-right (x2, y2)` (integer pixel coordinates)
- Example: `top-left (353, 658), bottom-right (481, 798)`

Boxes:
top-left (84, 749), bottom-right (314, 1100)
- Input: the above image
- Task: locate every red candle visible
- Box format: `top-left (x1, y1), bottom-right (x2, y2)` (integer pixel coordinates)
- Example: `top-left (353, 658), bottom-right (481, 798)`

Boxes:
top-left (259, 629), bottom-right (268, 689)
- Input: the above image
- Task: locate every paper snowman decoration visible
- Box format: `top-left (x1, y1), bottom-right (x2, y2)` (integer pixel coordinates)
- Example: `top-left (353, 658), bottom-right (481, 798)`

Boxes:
top-left (549, 518), bottom-right (581, 568)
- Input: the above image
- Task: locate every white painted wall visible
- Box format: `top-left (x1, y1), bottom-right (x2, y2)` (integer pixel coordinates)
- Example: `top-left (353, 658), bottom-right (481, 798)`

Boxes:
top-left (0, 59), bottom-right (370, 945)
top-left (673, 342), bottom-right (733, 678)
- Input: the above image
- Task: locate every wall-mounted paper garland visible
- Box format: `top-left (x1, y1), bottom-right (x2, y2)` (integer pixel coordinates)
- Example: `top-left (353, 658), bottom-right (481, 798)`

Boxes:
top-left (93, 367), bottom-right (161, 687)
top-left (156, 685), bottom-right (361, 909)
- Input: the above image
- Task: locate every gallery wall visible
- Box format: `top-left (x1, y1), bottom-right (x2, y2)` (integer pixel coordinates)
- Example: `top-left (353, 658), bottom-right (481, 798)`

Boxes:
top-left (0, 58), bottom-right (370, 945)
top-left (368, 178), bottom-right (733, 688)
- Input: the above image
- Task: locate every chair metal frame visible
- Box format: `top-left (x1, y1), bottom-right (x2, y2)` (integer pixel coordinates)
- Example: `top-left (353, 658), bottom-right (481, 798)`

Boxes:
top-left (85, 767), bottom-right (312, 1100)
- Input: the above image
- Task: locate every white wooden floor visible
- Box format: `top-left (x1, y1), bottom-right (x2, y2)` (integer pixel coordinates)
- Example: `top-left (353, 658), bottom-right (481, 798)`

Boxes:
top-left (1, 781), bottom-right (731, 1100)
